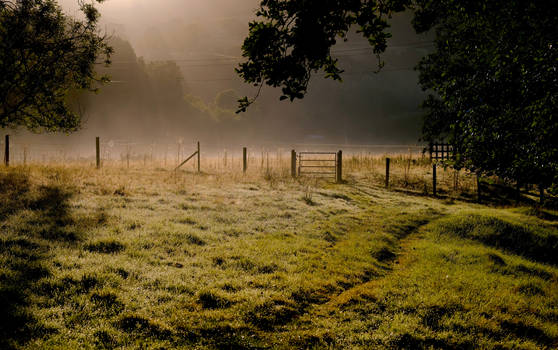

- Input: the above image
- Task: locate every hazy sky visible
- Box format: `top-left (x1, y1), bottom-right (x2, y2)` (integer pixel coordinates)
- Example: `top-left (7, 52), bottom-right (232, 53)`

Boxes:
top-left (51, 0), bottom-right (432, 145)
top-left (60, 0), bottom-right (258, 25)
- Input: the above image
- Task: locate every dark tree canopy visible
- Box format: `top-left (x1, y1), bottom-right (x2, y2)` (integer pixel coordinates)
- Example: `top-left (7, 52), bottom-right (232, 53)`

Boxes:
top-left (238, 0), bottom-right (558, 189)
top-left (0, 0), bottom-right (111, 132)
top-left (415, 0), bottom-right (558, 188)
top-left (235, 0), bottom-right (408, 112)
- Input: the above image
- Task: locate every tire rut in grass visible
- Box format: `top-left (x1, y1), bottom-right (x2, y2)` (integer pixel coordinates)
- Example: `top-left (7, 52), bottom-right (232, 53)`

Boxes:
top-left (435, 213), bottom-right (558, 266)
top-left (246, 210), bottom-right (443, 335)
top-left (322, 210), bottom-right (443, 312)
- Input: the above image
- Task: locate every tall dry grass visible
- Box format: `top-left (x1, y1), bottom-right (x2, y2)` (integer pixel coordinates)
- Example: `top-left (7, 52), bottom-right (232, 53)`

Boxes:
top-left (4, 148), bottom-right (480, 199)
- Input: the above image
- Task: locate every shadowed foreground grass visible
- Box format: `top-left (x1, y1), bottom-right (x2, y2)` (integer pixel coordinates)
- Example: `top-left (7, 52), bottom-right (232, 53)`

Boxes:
top-left (0, 165), bottom-right (557, 349)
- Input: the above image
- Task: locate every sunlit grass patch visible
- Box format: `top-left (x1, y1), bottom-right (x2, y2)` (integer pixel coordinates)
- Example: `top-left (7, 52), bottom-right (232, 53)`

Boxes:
top-left (286, 209), bottom-right (558, 348)
top-left (433, 210), bottom-right (558, 265)
top-left (0, 165), bottom-right (556, 349)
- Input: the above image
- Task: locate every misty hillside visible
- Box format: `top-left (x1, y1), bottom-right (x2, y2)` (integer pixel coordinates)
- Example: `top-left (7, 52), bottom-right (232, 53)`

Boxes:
top-left (28, 2), bottom-right (432, 146)
top-left (2, 2), bottom-right (556, 349)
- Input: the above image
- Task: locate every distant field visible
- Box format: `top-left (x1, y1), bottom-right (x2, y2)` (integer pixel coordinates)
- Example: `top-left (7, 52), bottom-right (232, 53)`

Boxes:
top-left (0, 162), bottom-right (557, 349)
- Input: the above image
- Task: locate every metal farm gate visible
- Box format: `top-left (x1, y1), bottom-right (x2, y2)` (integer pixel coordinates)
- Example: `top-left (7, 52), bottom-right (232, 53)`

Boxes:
top-left (429, 142), bottom-right (454, 161)
top-left (291, 150), bottom-right (343, 183)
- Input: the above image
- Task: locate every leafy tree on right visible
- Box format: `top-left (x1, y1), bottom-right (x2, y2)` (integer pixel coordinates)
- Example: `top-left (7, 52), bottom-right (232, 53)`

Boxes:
top-left (415, 0), bottom-right (558, 196)
top-left (237, 0), bottom-right (558, 195)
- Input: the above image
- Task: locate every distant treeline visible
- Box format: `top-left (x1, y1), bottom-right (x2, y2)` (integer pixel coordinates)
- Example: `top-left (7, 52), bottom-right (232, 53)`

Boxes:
top-left (78, 37), bottom-right (247, 143)
top-left (75, 35), bottom-right (425, 145)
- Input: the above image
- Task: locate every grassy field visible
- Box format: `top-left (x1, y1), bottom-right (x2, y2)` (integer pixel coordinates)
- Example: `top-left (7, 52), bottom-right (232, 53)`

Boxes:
top-left (0, 160), bottom-right (557, 349)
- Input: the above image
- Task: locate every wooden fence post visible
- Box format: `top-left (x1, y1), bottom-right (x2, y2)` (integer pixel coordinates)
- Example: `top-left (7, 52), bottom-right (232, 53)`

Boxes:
top-left (4, 135), bottom-right (9, 166)
top-left (539, 184), bottom-right (545, 205)
top-left (243, 147), bottom-right (247, 173)
top-left (197, 142), bottom-right (200, 173)
top-left (96, 137), bottom-right (100, 169)
top-left (432, 163), bottom-right (437, 196)
top-left (23, 146), bottom-right (27, 166)
top-left (429, 142), bottom-right (433, 161)
top-left (385, 157), bottom-right (390, 188)
top-left (126, 145), bottom-right (130, 169)
top-left (291, 150), bottom-right (296, 178)
top-left (336, 150), bottom-right (343, 184)
top-left (476, 174), bottom-right (481, 202)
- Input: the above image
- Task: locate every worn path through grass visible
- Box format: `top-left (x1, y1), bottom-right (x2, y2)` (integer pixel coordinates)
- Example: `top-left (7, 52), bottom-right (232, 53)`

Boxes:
top-left (0, 165), bottom-right (557, 349)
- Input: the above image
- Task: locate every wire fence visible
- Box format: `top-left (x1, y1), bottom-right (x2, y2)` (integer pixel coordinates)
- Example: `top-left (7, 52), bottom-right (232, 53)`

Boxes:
top-left (0, 135), bottom-right (484, 198)
top-left (0, 135), bottom-right (427, 168)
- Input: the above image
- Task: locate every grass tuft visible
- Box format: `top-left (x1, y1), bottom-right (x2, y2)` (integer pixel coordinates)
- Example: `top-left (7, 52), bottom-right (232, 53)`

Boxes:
top-left (116, 314), bottom-right (172, 339)
top-left (197, 290), bottom-right (232, 309)
top-left (91, 290), bottom-right (125, 315)
top-left (245, 298), bottom-right (299, 330)
top-left (84, 240), bottom-right (125, 254)
top-left (184, 233), bottom-right (206, 246)
top-left (435, 213), bottom-right (558, 265)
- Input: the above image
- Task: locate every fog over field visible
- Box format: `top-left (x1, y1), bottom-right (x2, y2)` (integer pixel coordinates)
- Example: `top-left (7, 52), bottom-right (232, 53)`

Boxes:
top-left (1, 2), bottom-right (556, 349)
top-left (14, 0), bottom-right (432, 150)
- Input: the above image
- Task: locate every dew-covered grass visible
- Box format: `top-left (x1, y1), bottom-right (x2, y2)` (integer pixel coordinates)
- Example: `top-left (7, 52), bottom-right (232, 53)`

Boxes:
top-left (0, 163), bottom-right (556, 349)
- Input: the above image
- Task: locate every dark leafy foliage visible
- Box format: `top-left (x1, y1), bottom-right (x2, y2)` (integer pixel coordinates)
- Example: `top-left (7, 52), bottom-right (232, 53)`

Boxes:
top-left (236, 0), bottom-right (408, 112)
top-left (0, 0), bottom-right (111, 132)
top-left (238, 0), bottom-right (558, 190)
top-left (415, 0), bottom-right (558, 189)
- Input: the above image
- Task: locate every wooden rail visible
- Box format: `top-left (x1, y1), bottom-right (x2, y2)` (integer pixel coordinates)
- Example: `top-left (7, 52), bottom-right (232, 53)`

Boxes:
top-left (429, 142), bottom-right (454, 161)
top-left (175, 142), bottom-right (200, 172)
top-left (291, 150), bottom-right (343, 183)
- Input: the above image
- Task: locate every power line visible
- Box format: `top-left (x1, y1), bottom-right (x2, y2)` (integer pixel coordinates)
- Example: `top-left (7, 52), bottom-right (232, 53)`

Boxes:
top-left (332, 41), bottom-right (434, 53)
top-left (102, 42), bottom-right (433, 66)
top-left (181, 67), bottom-right (417, 83)
top-left (106, 66), bottom-right (416, 84)
top-left (186, 78), bottom-right (239, 82)
top-left (109, 57), bottom-right (241, 64)
top-left (106, 55), bottom-right (417, 68)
